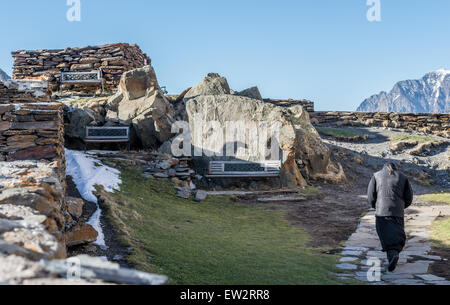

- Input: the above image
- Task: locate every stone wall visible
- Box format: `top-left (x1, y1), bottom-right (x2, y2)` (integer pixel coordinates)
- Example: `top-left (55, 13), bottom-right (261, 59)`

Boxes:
top-left (0, 103), bottom-right (65, 175)
top-left (311, 111), bottom-right (450, 138)
top-left (0, 79), bottom-right (52, 103)
top-left (12, 43), bottom-right (151, 94)
top-left (264, 99), bottom-right (315, 113)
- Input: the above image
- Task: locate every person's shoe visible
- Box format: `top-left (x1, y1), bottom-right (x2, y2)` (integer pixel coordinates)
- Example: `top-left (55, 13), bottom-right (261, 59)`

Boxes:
top-left (387, 250), bottom-right (399, 272)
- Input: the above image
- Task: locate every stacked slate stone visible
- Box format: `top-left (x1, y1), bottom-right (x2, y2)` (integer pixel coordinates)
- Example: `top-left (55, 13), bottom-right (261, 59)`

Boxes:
top-left (12, 43), bottom-right (151, 94)
top-left (0, 103), bottom-right (65, 183)
top-left (311, 112), bottom-right (450, 138)
top-left (0, 79), bottom-right (52, 103)
top-left (264, 99), bottom-right (315, 113)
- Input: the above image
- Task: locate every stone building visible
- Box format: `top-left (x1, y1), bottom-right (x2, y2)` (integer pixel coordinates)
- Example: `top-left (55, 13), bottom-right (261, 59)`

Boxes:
top-left (11, 43), bottom-right (150, 94)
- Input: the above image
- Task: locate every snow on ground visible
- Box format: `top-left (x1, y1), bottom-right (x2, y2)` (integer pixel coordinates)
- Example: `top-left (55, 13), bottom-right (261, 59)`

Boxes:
top-left (65, 149), bottom-right (122, 248)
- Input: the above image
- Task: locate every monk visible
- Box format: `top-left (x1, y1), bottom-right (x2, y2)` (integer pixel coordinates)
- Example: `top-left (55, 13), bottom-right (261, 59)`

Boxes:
top-left (367, 162), bottom-right (414, 272)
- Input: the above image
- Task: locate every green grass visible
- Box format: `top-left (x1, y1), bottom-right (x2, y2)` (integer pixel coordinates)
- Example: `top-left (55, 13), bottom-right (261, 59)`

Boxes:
top-left (316, 127), bottom-right (366, 139)
top-left (101, 167), bottom-right (356, 285)
top-left (422, 192), bottom-right (450, 249)
top-left (420, 192), bottom-right (450, 205)
top-left (390, 134), bottom-right (439, 144)
top-left (300, 186), bottom-right (321, 196)
top-left (431, 218), bottom-right (450, 248)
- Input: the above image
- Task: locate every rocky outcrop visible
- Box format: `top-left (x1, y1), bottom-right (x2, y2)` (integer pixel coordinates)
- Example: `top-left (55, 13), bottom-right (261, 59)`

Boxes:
top-left (236, 86), bottom-right (263, 101)
top-left (105, 66), bottom-right (175, 149)
top-left (184, 73), bottom-right (341, 187)
top-left (184, 73), bottom-right (231, 99)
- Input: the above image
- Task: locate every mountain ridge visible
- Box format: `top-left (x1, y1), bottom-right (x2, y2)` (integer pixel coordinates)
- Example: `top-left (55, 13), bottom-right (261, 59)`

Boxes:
top-left (0, 68), bottom-right (11, 81)
top-left (357, 70), bottom-right (449, 113)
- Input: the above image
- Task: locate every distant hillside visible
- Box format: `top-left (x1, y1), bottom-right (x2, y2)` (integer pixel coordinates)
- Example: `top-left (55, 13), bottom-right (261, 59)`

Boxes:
top-left (357, 70), bottom-right (449, 113)
top-left (0, 68), bottom-right (11, 81)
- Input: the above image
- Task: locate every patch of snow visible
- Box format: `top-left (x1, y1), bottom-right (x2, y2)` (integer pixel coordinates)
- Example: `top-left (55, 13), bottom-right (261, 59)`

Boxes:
top-left (65, 149), bottom-right (122, 248)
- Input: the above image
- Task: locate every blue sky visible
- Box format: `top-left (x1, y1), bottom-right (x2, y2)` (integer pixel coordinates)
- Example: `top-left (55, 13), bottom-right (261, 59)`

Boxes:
top-left (1, 0), bottom-right (449, 111)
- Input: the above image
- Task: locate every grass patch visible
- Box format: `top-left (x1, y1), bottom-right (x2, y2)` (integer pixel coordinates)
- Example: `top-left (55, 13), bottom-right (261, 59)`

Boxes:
top-left (431, 217), bottom-right (450, 248)
top-left (390, 134), bottom-right (439, 144)
top-left (300, 186), bottom-right (321, 196)
top-left (316, 127), bottom-right (366, 140)
top-left (101, 166), bottom-right (356, 285)
top-left (420, 192), bottom-right (450, 205)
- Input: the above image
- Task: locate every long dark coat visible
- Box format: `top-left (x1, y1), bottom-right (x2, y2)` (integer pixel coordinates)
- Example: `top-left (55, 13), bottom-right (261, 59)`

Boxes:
top-left (367, 165), bottom-right (414, 252)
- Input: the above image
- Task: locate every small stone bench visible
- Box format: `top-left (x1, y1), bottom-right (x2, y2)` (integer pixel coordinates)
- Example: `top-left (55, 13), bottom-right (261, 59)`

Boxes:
top-left (61, 71), bottom-right (103, 84)
top-left (83, 127), bottom-right (130, 150)
top-left (206, 160), bottom-right (281, 178)
top-left (61, 71), bottom-right (104, 92)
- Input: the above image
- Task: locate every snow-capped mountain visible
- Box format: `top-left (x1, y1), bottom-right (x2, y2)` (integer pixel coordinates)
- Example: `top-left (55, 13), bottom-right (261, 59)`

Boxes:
top-left (357, 69), bottom-right (449, 113)
top-left (0, 68), bottom-right (11, 81)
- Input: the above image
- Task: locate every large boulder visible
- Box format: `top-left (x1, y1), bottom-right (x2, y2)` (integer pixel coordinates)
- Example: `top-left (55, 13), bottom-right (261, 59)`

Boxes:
top-left (106, 66), bottom-right (175, 149)
top-left (185, 94), bottom-right (339, 188)
top-left (236, 86), bottom-right (263, 101)
top-left (184, 73), bottom-right (231, 99)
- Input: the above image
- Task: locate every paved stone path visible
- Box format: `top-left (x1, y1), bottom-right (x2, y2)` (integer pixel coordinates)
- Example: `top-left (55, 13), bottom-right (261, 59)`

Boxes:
top-left (336, 205), bottom-right (450, 285)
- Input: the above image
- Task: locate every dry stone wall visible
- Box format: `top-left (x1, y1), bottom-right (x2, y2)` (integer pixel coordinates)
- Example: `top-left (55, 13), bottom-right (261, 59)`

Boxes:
top-left (12, 43), bottom-right (151, 94)
top-left (311, 111), bottom-right (450, 138)
top-left (264, 99), bottom-right (315, 113)
top-left (0, 103), bottom-right (65, 174)
top-left (0, 79), bottom-right (52, 103)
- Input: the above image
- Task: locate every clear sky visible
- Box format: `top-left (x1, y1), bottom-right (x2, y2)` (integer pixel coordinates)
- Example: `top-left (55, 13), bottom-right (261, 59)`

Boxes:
top-left (1, 0), bottom-right (449, 111)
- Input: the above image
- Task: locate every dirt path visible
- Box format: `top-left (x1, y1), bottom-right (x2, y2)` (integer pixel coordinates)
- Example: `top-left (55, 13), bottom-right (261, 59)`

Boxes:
top-left (336, 204), bottom-right (450, 285)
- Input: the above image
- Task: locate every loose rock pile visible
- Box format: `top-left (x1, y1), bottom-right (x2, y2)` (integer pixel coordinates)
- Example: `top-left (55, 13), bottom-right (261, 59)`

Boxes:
top-left (12, 43), bottom-right (150, 94)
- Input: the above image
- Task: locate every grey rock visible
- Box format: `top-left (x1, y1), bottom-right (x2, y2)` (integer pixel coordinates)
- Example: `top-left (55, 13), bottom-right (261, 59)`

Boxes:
top-left (176, 187), bottom-right (192, 199)
top-left (416, 274), bottom-right (446, 282)
top-left (0, 219), bottom-right (41, 233)
top-left (194, 190), bottom-right (208, 202)
top-left (336, 263), bottom-right (358, 270)
top-left (65, 108), bottom-right (96, 139)
top-left (0, 240), bottom-right (43, 260)
top-left (41, 255), bottom-right (168, 285)
top-left (339, 257), bottom-right (359, 263)
top-left (154, 172), bottom-right (169, 179)
top-left (236, 86), bottom-right (263, 101)
top-left (184, 73), bottom-right (231, 99)
top-left (185, 91), bottom-right (338, 188)
top-left (0, 255), bottom-right (44, 284)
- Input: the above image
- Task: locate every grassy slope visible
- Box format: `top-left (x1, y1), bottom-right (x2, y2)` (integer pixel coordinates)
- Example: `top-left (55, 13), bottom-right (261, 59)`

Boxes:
top-left (421, 192), bottom-right (450, 248)
top-left (103, 167), bottom-right (354, 285)
top-left (315, 127), bottom-right (366, 139)
top-left (420, 192), bottom-right (450, 204)
top-left (390, 134), bottom-right (440, 144)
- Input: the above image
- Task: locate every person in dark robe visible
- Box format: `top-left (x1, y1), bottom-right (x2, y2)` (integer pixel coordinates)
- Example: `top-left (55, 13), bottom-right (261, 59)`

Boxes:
top-left (367, 162), bottom-right (413, 272)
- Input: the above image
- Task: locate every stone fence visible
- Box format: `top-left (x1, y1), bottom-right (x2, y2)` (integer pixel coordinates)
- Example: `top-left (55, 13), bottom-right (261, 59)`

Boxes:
top-left (264, 99), bottom-right (315, 113)
top-left (12, 43), bottom-right (150, 94)
top-left (0, 79), bottom-right (52, 104)
top-left (310, 111), bottom-right (450, 138)
top-left (0, 103), bottom-right (65, 172)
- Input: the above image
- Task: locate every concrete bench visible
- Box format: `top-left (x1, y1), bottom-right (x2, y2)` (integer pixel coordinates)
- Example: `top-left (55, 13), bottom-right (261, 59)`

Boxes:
top-left (206, 160), bottom-right (281, 178)
top-left (83, 127), bottom-right (130, 150)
